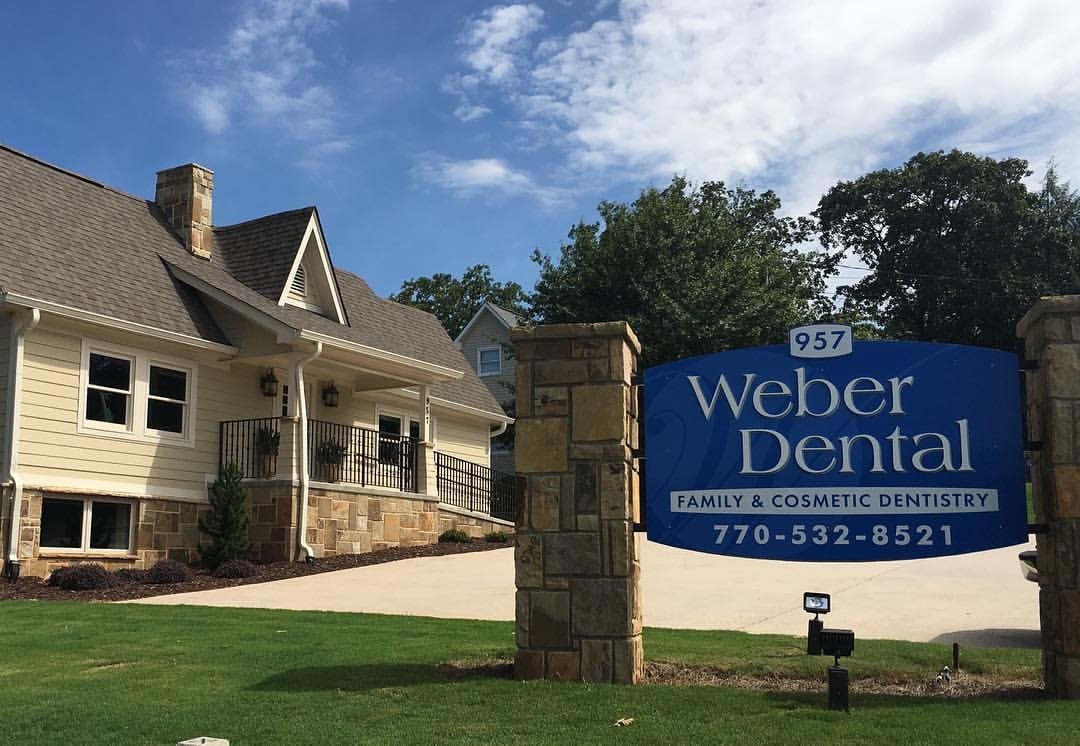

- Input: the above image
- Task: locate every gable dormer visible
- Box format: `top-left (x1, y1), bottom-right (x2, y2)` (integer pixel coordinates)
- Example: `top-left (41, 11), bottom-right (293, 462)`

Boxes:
top-left (278, 211), bottom-right (346, 323)
top-left (213, 207), bottom-right (348, 325)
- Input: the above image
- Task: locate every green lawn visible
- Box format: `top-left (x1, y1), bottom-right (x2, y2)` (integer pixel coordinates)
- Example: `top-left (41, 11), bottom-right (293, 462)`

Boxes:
top-left (0, 602), bottom-right (1070, 745)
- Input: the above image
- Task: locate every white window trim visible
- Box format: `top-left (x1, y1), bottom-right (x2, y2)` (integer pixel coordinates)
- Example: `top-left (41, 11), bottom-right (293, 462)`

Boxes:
top-left (375, 406), bottom-right (431, 445)
top-left (39, 495), bottom-right (136, 555)
top-left (477, 345), bottom-right (502, 377)
top-left (78, 338), bottom-right (198, 447)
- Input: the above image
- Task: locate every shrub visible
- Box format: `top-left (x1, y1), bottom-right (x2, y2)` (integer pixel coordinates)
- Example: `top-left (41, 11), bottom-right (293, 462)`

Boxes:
top-left (145, 559), bottom-right (192, 584)
top-left (484, 531), bottom-right (509, 543)
top-left (48, 563), bottom-right (118, 591)
top-left (112, 568), bottom-right (147, 584)
top-left (439, 528), bottom-right (472, 543)
top-left (315, 439), bottom-right (347, 465)
top-left (199, 462), bottom-right (251, 571)
top-left (255, 426), bottom-right (280, 455)
top-left (212, 559), bottom-right (260, 579)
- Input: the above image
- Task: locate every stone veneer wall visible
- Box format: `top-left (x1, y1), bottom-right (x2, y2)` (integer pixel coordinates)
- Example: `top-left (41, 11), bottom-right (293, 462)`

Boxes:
top-left (1018, 296), bottom-right (1080, 698)
top-left (16, 489), bottom-right (205, 578)
top-left (511, 322), bottom-right (644, 684)
top-left (304, 485), bottom-right (512, 558)
top-left (13, 483), bottom-right (512, 577)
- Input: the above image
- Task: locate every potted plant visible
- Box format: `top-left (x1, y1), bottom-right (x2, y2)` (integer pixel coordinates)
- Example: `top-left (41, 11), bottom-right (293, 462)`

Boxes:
top-left (255, 426), bottom-right (280, 479)
top-left (315, 439), bottom-right (347, 483)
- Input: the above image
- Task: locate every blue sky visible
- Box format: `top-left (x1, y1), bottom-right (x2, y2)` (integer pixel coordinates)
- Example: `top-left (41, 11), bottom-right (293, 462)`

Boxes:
top-left (3, 0), bottom-right (1079, 296)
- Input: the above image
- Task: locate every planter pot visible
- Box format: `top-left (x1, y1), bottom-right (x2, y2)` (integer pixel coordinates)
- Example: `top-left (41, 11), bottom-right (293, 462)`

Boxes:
top-left (258, 453), bottom-right (278, 479)
top-left (324, 463), bottom-right (342, 483)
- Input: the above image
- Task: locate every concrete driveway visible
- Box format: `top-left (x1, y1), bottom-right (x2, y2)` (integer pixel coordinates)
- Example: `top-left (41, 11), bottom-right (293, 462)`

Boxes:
top-left (133, 535), bottom-right (1040, 648)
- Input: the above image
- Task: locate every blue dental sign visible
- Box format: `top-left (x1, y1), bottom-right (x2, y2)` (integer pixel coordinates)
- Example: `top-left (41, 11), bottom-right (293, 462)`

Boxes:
top-left (644, 326), bottom-right (1027, 561)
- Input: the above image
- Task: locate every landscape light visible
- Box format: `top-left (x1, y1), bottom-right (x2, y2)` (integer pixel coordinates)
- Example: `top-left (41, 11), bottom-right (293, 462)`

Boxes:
top-left (802, 591), bottom-right (854, 712)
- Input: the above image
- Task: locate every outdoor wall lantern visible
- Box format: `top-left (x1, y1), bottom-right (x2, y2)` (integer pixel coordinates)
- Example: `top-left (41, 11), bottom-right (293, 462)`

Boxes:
top-left (260, 369), bottom-right (279, 398)
top-left (804, 591), bottom-right (855, 712)
top-left (322, 381), bottom-right (340, 408)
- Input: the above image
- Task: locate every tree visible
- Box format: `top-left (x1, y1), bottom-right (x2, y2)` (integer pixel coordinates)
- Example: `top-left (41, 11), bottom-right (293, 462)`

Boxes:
top-left (198, 463), bottom-right (251, 570)
top-left (816, 150), bottom-right (1080, 351)
top-left (531, 176), bottom-right (837, 368)
top-left (390, 264), bottom-right (530, 339)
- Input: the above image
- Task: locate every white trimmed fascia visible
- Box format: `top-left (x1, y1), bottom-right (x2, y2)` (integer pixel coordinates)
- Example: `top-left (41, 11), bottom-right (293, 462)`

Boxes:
top-left (1, 291), bottom-right (238, 355)
top-left (377, 387), bottom-right (512, 425)
top-left (296, 330), bottom-right (463, 382)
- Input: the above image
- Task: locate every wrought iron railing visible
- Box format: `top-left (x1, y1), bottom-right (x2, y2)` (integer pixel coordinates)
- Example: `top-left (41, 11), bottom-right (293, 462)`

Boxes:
top-left (308, 418), bottom-right (417, 492)
top-left (219, 417), bottom-right (282, 479)
top-left (435, 451), bottom-right (519, 522)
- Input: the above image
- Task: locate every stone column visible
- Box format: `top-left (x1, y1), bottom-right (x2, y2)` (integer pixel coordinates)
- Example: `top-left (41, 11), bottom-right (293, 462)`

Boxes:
top-left (1018, 297), bottom-right (1080, 698)
top-left (511, 322), bottom-right (643, 684)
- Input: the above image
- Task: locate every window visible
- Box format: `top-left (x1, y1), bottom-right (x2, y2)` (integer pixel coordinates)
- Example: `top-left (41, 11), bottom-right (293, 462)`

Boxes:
top-left (378, 413), bottom-right (422, 464)
top-left (477, 346), bottom-right (501, 377)
top-left (40, 497), bottom-right (133, 553)
top-left (147, 364), bottom-right (188, 434)
top-left (85, 352), bottom-right (133, 427)
top-left (79, 341), bottom-right (196, 444)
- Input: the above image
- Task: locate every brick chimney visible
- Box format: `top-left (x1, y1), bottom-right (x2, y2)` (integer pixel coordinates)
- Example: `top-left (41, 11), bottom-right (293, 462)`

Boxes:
top-left (155, 164), bottom-right (214, 259)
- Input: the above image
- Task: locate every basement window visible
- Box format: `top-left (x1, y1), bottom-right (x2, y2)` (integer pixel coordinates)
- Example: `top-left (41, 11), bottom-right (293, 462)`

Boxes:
top-left (40, 497), bottom-right (134, 553)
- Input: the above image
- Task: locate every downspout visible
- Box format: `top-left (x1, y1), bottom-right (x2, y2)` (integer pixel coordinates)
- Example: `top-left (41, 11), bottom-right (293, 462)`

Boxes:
top-left (294, 341), bottom-right (322, 562)
top-left (491, 421), bottom-right (509, 439)
top-left (3, 307), bottom-right (41, 582)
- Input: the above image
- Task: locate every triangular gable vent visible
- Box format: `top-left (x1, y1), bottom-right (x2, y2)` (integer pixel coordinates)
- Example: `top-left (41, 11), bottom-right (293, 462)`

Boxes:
top-left (290, 265), bottom-right (307, 297)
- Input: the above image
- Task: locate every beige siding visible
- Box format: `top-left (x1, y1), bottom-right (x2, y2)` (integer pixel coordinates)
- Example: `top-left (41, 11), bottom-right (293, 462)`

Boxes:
top-left (435, 414), bottom-right (490, 465)
top-left (18, 326), bottom-right (268, 501)
top-left (0, 312), bottom-right (10, 467)
top-left (459, 311), bottom-right (514, 409)
top-left (315, 386), bottom-right (491, 468)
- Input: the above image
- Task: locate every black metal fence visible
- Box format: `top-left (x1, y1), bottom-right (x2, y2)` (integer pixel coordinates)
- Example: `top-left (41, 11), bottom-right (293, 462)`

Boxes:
top-left (219, 417), bottom-right (282, 479)
top-left (308, 418), bottom-right (417, 492)
top-left (435, 451), bottom-right (518, 522)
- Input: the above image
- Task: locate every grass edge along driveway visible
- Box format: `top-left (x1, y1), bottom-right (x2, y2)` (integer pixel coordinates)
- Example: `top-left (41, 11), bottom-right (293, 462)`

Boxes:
top-left (0, 602), bottom-right (1071, 745)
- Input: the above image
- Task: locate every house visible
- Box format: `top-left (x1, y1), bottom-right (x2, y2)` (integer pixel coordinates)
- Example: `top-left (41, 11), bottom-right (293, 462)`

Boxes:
top-left (0, 144), bottom-right (514, 580)
top-left (454, 301), bottom-right (523, 474)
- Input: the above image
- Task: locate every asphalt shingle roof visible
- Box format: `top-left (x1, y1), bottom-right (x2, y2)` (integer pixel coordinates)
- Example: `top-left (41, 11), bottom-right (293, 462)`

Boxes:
top-left (0, 144), bottom-right (503, 417)
top-left (0, 145), bottom-right (227, 343)
top-left (487, 301), bottom-right (524, 329)
top-left (213, 207), bottom-right (314, 302)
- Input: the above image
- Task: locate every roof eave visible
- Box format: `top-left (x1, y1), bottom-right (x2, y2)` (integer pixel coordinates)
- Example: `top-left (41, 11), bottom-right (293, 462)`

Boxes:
top-left (0, 291), bottom-right (239, 355)
top-left (296, 329), bottom-right (465, 385)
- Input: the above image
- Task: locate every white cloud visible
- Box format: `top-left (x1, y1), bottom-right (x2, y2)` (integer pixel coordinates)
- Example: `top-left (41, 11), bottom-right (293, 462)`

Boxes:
top-left (454, 0), bottom-right (1080, 213)
top-left (453, 103), bottom-right (492, 122)
top-left (462, 4), bottom-right (545, 84)
top-left (180, 0), bottom-right (352, 165)
top-left (447, 4), bottom-right (544, 123)
top-left (413, 155), bottom-right (565, 205)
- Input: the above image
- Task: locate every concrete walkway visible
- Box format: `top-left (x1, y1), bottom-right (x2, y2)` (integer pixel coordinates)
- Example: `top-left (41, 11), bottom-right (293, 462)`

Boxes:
top-left (132, 536), bottom-right (1040, 648)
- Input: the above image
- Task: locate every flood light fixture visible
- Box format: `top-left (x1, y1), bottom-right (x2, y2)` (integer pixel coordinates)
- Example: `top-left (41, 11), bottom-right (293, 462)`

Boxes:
top-left (803, 591), bottom-right (830, 615)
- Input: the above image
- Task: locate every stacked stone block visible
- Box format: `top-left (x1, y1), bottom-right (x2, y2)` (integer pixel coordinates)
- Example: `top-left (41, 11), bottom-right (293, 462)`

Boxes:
top-left (11, 482), bottom-right (513, 577)
top-left (1018, 296), bottom-right (1080, 698)
top-left (512, 322), bottom-right (644, 684)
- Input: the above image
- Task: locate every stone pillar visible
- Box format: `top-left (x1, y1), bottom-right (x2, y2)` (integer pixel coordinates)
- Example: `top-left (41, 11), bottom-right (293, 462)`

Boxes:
top-left (1018, 296), bottom-right (1080, 698)
top-left (511, 322), bottom-right (643, 684)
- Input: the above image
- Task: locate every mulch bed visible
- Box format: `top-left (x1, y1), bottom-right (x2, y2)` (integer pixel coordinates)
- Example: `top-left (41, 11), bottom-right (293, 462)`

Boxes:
top-left (0, 541), bottom-right (511, 603)
top-left (442, 658), bottom-right (1045, 700)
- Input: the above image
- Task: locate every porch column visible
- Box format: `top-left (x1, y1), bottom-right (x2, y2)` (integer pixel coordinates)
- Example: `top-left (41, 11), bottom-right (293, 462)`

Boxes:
top-left (416, 385), bottom-right (438, 497)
